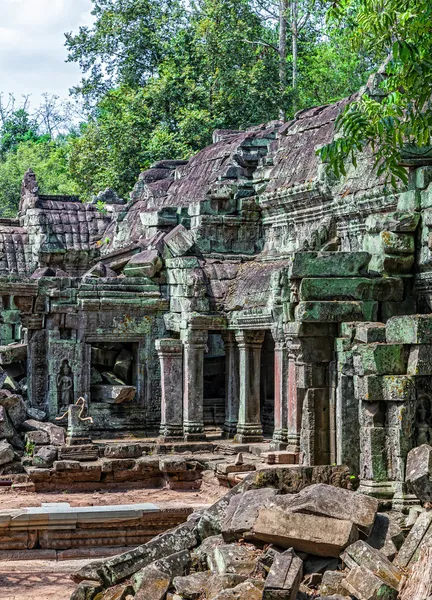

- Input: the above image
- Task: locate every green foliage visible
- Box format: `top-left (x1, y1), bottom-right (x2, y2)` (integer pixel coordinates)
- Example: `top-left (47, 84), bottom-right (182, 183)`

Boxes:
top-left (319, 0), bottom-right (432, 185)
top-left (0, 139), bottom-right (76, 217)
top-left (0, 109), bottom-right (44, 156)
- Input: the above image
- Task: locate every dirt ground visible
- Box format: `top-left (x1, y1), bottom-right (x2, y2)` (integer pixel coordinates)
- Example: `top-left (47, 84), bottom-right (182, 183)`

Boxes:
top-left (0, 476), bottom-right (226, 599)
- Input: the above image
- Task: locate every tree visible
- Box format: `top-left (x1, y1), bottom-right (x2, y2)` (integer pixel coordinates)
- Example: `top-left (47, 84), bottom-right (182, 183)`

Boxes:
top-left (318, 0), bottom-right (432, 186)
top-left (0, 109), bottom-right (43, 156)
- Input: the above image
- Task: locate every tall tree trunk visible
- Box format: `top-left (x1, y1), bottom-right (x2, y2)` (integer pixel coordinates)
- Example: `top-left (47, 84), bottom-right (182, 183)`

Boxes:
top-left (291, 0), bottom-right (298, 114)
top-left (279, 0), bottom-right (288, 121)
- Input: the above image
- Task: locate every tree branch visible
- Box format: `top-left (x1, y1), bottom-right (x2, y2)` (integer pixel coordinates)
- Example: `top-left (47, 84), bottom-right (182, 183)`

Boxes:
top-left (242, 38), bottom-right (280, 54)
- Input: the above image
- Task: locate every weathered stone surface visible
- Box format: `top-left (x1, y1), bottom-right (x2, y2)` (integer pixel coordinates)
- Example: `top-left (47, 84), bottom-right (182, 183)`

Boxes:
top-left (133, 564), bottom-right (170, 600)
top-left (295, 301), bottom-right (377, 323)
top-left (124, 250), bottom-right (162, 278)
top-left (353, 344), bottom-right (407, 376)
top-left (355, 375), bottom-right (416, 402)
top-left (33, 445), bottom-right (57, 468)
top-left (164, 224), bottom-right (194, 256)
top-left (173, 572), bottom-right (246, 600)
top-left (365, 211), bottom-right (420, 233)
top-left (341, 541), bottom-right (402, 590)
top-left (262, 549), bottom-right (303, 600)
top-left (406, 444), bottom-right (432, 503)
top-left (320, 571), bottom-right (347, 596)
top-left (250, 507), bottom-right (358, 557)
top-left (70, 581), bottom-right (104, 600)
top-left (22, 420), bottom-right (65, 446)
top-left (273, 483), bottom-right (378, 534)
top-left (91, 385), bottom-right (136, 404)
top-left (299, 278), bottom-right (403, 302)
top-left (395, 510), bottom-right (432, 568)
top-left (221, 488), bottom-right (279, 542)
top-left (407, 344), bottom-right (432, 375)
top-left (6, 395), bottom-right (27, 429)
top-left (211, 580), bottom-right (264, 600)
top-left (25, 429), bottom-right (49, 445)
top-left (344, 565), bottom-right (397, 600)
top-left (399, 546), bottom-right (432, 600)
top-left (366, 513), bottom-right (404, 561)
top-left (386, 314), bottom-right (432, 344)
top-left (0, 439), bottom-right (14, 465)
top-left (207, 543), bottom-right (262, 576)
top-left (291, 252), bottom-right (371, 278)
top-left (355, 322), bottom-right (386, 344)
top-left (113, 349), bottom-right (134, 383)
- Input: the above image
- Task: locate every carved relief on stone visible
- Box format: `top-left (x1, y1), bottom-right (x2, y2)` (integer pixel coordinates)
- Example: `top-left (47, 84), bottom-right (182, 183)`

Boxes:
top-left (57, 359), bottom-right (74, 412)
top-left (415, 394), bottom-right (432, 446)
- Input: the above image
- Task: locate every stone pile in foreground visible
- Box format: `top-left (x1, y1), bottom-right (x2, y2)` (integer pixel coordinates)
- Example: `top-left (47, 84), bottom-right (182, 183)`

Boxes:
top-left (69, 464), bottom-right (432, 600)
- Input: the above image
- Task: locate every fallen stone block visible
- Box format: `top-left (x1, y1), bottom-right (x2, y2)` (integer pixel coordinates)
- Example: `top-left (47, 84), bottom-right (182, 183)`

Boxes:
top-left (341, 540), bottom-right (402, 590)
top-left (173, 572), bottom-right (246, 600)
top-left (133, 564), bottom-right (170, 600)
top-left (366, 513), bottom-right (404, 560)
top-left (262, 549), bottom-right (303, 600)
top-left (274, 483), bottom-right (378, 535)
top-left (207, 543), bottom-right (262, 576)
top-left (25, 430), bottom-right (49, 445)
top-left (113, 349), bottom-right (134, 383)
top-left (251, 508), bottom-right (358, 557)
top-left (344, 565), bottom-right (397, 600)
top-left (399, 545), bottom-right (432, 600)
top-left (0, 439), bottom-right (14, 466)
top-left (164, 224), bottom-right (194, 257)
top-left (319, 571), bottom-right (348, 596)
top-left (221, 487), bottom-right (279, 542)
top-left (406, 444), bottom-right (432, 503)
top-left (22, 419), bottom-right (65, 446)
top-left (33, 445), bottom-right (57, 468)
top-left (70, 580), bottom-right (103, 600)
top-left (124, 250), bottom-right (162, 278)
top-left (394, 510), bottom-right (432, 568)
top-left (5, 395), bottom-right (27, 429)
top-left (211, 580), bottom-right (264, 600)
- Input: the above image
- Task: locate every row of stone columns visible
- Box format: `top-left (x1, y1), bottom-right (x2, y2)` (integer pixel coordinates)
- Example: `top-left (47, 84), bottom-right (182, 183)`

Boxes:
top-left (156, 328), bottom-right (307, 448)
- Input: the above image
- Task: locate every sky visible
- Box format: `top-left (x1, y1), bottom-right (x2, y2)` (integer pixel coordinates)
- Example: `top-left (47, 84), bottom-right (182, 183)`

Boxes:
top-left (0, 0), bottom-right (94, 107)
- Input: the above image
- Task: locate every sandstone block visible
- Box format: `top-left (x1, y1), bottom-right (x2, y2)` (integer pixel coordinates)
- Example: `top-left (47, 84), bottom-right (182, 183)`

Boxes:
top-left (366, 513), bottom-right (404, 561)
top-left (406, 444), bottom-right (432, 503)
top-left (262, 549), bottom-right (303, 600)
top-left (341, 540), bottom-right (402, 590)
top-left (355, 322), bottom-right (386, 344)
top-left (299, 277), bottom-right (403, 302)
top-left (207, 543), bottom-right (262, 576)
top-left (407, 345), bottom-right (432, 375)
top-left (22, 419), bottom-right (65, 446)
top-left (133, 564), bottom-right (170, 600)
top-left (221, 488), bottom-right (279, 542)
top-left (295, 301), bottom-right (377, 323)
top-left (211, 580), bottom-right (264, 600)
top-left (291, 252), bottom-right (370, 278)
top-left (354, 375), bottom-right (416, 402)
top-left (251, 508), bottom-right (358, 557)
top-left (25, 430), bottom-right (49, 445)
top-left (70, 581), bottom-right (103, 600)
top-left (274, 483), bottom-right (378, 535)
top-left (395, 510), bottom-right (432, 568)
top-left (33, 445), bottom-right (57, 468)
top-left (344, 565), bottom-right (397, 600)
top-left (320, 571), bottom-right (347, 596)
top-left (365, 211), bottom-right (420, 233)
top-left (113, 349), bottom-right (134, 383)
top-left (386, 314), bottom-right (432, 344)
top-left (353, 344), bottom-right (407, 376)
top-left (124, 250), bottom-right (162, 278)
top-left (0, 439), bottom-right (14, 465)
top-left (164, 224), bottom-right (194, 257)
top-left (173, 572), bottom-right (246, 600)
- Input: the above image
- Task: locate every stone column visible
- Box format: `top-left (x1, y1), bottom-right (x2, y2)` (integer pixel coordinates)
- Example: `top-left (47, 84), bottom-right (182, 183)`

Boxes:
top-left (271, 330), bottom-right (288, 449)
top-left (156, 339), bottom-right (183, 441)
top-left (181, 329), bottom-right (208, 441)
top-left (286, 338), bottom-right (303, 452)
top-left (222, 331), bottom-right (239, 438)
top-left (234, 330), bottom-right (265, 443)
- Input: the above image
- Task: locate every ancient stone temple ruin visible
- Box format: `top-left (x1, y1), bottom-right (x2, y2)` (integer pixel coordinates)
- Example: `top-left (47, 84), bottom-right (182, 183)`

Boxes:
top-left (2, 73), bottom-right (432, 504)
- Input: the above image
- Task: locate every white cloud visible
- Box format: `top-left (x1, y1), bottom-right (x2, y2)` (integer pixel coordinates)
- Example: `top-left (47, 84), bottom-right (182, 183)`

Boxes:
top-left (0, 0), bottom-right (94, 105)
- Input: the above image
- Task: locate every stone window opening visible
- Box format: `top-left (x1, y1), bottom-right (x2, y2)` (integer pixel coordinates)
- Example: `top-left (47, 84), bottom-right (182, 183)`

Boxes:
top-left (90, 341), bottom-right (138, 405)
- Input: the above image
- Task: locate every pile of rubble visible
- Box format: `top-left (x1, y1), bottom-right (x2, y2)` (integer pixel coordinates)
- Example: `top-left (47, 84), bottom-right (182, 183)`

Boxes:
top-left (0, 384), bottom-right (66, 475)
top-left (69, 456), bottom-right (432, 600)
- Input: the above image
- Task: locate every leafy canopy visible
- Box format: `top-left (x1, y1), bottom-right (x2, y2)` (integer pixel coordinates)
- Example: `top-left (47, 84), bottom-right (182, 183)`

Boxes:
top-left (318, 0), bottom-right (432, 186)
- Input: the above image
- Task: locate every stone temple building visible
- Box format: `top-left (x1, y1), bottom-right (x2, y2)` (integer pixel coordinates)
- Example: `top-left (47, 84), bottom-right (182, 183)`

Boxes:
top-left (1, 72), bottom-right (432, 503)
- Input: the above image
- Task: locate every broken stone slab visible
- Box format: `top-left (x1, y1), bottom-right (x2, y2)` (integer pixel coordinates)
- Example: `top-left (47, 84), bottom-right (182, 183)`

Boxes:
top-left (70, 580), bottom-right (104, 600)
top-left (132, 564), bottom-right (170, 600)
top-left (164, 224), bottom-right (194, 257)
top-left (344, 565), bottom-right (397, 600)
top-left (132, 549), bottom-right (191, 591)
top-left (26, 407), bottom-right (46, 421)
top-left (91, 385), bottom-right (136, 404)
top-left (299, 278), bottom-right (403, 302)
top-left (124, 250), bottom-right (163, 278)
top-left (273, 483), bottom-right (378, 535)
top-left (101, 371), bottom-right (127, 386)
top-left (394, 510), bottom-right (432, 568)
top-left (353, 343), bottom-right (407, 376)
top-left (104, 444), bottom-right (142, 459)
top-left (354, 375), bottom-right (416, 402)
top-left (295, 301), bottom-right (377, 323)
top-left (320, 571), bottom-right (348, 596)
top-left (211, 580), bottom-right (264, 600)
top-left (386, 314), bottom-right (432, 344)
top-left (33, 445), bottom-right (57, 468)
top-left (262, 549), bottom-right (303, 600)
top-left (0, 439), bottom-right (14, 465)
top-left (0, 343), bottom-right (27, 365)
top-left (25, 430), bottom-right (49, 445)
top-left (22, 419), bottom-right (65, 446)
top-left (341, 540), bottom-right (402, 590)
top-left (221, 488), bottom-right (279, 542)
top-left (250, 507), bottom-right (358, 557)
top-left (406, 444), bottom-right (432, 504)
top-left (173, 572), bottom-right (246, 600)
top-left (93, 521), bottom-right (198, 586)
top-left (6, 395), bottom-right (28, 429)
top-left (207, 543), bottom-right (262, 576)
top-left (399, 545), bottom-right (432, 600)
top-left (291, 252), bottom-right (371, 278)
top-left (197, 479), bottom-right (250, 540)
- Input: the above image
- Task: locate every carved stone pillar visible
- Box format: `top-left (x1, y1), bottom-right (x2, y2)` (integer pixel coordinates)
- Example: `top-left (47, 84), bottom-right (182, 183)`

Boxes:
top-left (156, 339), bottom-right (183, 441)
top-left (222, 331), bottom-right (239, 438)
top-left (181, 329), bottom-right (208, 441)
top-left (271, 330), bottom-right (288, 449)
top-left (234, 330), bottom-right (265, 443)
top-left (287, 338), bottom-right (303, 452)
